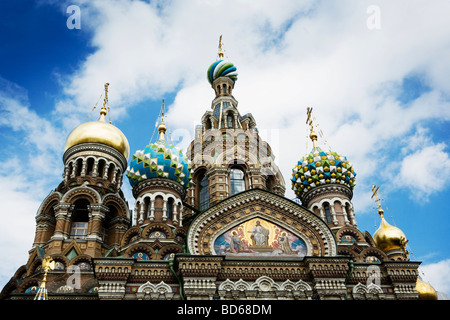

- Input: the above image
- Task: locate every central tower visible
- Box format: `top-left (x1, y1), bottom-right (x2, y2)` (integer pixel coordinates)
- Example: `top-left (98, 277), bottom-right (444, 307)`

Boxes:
top-left (185, 37), bottom-right (285, 211)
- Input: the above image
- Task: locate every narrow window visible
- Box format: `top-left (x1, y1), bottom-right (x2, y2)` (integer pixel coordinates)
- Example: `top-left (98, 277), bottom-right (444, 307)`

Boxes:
top-left (199, 174), bottom-right (209, 211)
top-left (324, 203), bottom-right (332, 224)
top-left (70, 199), bottom-right (89, 240)
top-left (167, 198), bottom-right (174, 220)
top-left (227, 114), bottom-right (234, 128)
top-left (230, 168), bottom-right (245, 196)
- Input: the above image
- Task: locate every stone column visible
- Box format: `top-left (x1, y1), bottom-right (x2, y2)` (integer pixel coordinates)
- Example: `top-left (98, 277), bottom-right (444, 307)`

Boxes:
top-left (86, 204), bottom-right (108, 241)
top-left (103, 163), bottom-right (110, 180)
top-left (51, 203), bottom-right (72, 241)
top-left (162, 199), bottom-right (168, 221)
top-left (92, 159), bottom-right (99, 178)
top-left (80, 159), bottom-right (87, 177)
top-left (149, 199), bottom-right (155, 221)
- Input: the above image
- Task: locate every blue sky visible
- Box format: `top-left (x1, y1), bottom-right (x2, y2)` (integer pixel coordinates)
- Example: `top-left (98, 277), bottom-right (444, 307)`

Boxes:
top-left (1, 0), bottom-right (450, 296)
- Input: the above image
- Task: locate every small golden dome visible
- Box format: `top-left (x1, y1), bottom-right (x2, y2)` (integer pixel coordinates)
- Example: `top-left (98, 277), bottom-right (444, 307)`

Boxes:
top-left (64, 109), bottom-right (130, 160)
top-left (416, 277), bottom-right (438, 300)
top-left (373, 209), bottom-right (408, 252)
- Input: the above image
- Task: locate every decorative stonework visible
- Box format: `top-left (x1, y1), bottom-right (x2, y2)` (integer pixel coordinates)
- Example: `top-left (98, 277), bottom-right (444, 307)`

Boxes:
top-left (64, 143), bottom-right (127, 170)
top-left (187, 189), bottom-right (337, 257)
top-left (218, 276), bottom-right (313, 300)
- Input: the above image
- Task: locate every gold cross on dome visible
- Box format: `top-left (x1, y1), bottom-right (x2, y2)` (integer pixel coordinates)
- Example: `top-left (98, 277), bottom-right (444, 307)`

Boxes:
top-left (306, 107), bottom-right (315, 132)
top-left (371, 184), bottom-right (382, 211)
top-left (218, 35), bottom-right (224, 59)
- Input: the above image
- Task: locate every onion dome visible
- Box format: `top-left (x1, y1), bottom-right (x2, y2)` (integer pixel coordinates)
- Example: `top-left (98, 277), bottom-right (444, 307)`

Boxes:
top-left (207, 60), bottom-right (238, 84)
top-left (126, 103), bottom-right (192, 188)
top-left (291, 129), bottom-right (356, 198)
top-left (373, 208), bottom-right (408, 252)
top-left (207, 35), bottom-right (238, 84)
top-left (64, 84), bottom-right (130, 159)
top-left (416, 277), bottom-right (438, 300)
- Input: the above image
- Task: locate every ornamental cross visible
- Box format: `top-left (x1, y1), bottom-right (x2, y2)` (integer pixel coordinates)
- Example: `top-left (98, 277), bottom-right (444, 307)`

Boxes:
top-left (218, 35), bottom-right (224, 59)
top-left (306, 107), bottom-right (314, 133)
top-left (371, 184), bottom-right (382, 210)
top-left (103, 82), bottom-right (110, 108)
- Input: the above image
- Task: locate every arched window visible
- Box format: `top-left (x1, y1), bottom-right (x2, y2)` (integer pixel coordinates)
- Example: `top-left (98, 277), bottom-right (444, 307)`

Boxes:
top-left (199, 174), bottom-right (209, 211)
top-left (324, 202), bottom-right (332, 224)
top-left (227, 113), bottom-right (234, 128)
top-left (167, 198), bottom-right (174, 220)
top-left (75, 158), bottom-right (83, 176)
top-left (97, 159), bottom-right (106, 178)
top-left (108, 163), bottom-right (116, 181)
top-left (70, 199), bottom-right (90, 240)
top-left (265, 176), bottom-right (272, 192)
top-left (206, 118), bottom-right (212, 130)
top-left (86, 158), bottom-right (95, 176)
top-left (144, 197), bottom-right (151, 219)
top-left (230, 168), bottom-right (245, 196)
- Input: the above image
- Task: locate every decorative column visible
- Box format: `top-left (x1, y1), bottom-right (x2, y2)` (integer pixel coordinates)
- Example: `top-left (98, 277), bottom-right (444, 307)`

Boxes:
top-left (179, 206), bottom-right (183, 227)
top-left (149, 199), bottom-right (155, 221)
top-left (51, 203), bottom-right (72, 241)
top-left (162, 199), bottom-right (168, 221)
top-left (342, 205), bottom-right (350, 226)
top-left (330, 205), bottom-right (338, 226)
top-left (173, 204), bottom-right (178, 224)
top-left (86, 204), bottom-right (108, 241)
top-left (103, 163), bottom-right (110, 180)
top-left (80, 159), bottom-right (87, 177)
top-left (71, 162), bottom-right (78, 179)
top-left (318, 207), bottom-right (325, 220)
top-left (92, 159), bottom-right (99, 178)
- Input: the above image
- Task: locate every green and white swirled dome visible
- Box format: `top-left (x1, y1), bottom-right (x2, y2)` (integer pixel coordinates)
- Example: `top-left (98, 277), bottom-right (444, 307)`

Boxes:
top-left (207, 59), bottom-right (238, 84)
top-left (291, 134), bottom-right (356, 198)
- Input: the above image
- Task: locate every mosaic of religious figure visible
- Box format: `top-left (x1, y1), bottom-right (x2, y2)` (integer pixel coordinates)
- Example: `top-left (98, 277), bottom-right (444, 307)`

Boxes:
top-left (213, 218), bottom-right (307, 257)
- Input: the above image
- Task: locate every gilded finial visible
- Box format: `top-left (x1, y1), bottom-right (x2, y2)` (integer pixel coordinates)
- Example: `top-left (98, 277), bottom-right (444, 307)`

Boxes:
top-left (158, 99), bottom-right (167, 141)
top-left (34, 256), bottom-right (55, 300)
top-left (99, 82), bottom-right (109, 121)
top-left (371, 184), bottom-right (383, 215)
top-left (306, 107), bottom-right (318, 148)
top-left (218, 35), bottom-right (224, 59)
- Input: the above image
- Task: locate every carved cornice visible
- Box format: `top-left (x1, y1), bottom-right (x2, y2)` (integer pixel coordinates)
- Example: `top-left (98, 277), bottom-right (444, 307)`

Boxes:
top-left (132, 178), bottom-right (186, 199)
top-left (63, 142), bottom-right (127, 170)
top-left (301, 184), bottom-right (353, 207)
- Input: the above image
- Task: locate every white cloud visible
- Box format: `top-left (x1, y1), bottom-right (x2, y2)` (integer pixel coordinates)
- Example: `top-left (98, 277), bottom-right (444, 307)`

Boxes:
top-left (419, 259), bottom-right (450, 297)
top-left (398, 142), bottom-right (450, 198)
top-left (0, 79), bottom-right (65, 290)
top-left (2, 0), bottom-right (450, 290)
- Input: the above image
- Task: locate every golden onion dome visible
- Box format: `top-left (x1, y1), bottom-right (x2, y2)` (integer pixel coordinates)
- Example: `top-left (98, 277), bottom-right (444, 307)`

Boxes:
top-left (64, 107), bottom-right (130, 160)
top-left (373, 209), bottom-right (408, 252)
top-left (416, 277), bottom-right (438, 300)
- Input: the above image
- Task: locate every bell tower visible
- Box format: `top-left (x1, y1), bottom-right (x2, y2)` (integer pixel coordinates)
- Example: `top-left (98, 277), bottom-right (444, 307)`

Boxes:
top-left (185, 37), bottom-right (285, 211)
top-left (32, 83), bottom-right (132, 259)
top-left (292, 107), bottom-right (357, 231)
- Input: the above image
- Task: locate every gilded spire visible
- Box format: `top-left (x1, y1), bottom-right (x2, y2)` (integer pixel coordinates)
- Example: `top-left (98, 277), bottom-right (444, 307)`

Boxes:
top-left (158, 99), bottom-right (167, 141)
top-left (218, 35), bottom-right (224, 59)
top-left (371, 184), bottom-right (383, 215)
top-left (99, 82), bottom-right (109, 122)
top-left (34, 256), bottom-right (55, 300)
top-left (306, 107), bottom-right (319, 148)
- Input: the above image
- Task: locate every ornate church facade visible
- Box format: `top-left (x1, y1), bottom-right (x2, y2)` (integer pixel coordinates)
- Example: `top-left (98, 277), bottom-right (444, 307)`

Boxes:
top-left (0, 40), bottom-right (437, 301)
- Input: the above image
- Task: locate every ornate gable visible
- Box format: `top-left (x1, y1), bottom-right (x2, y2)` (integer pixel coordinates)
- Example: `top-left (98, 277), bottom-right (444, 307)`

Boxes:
top-left (187, 189), bottom-right (337, 257)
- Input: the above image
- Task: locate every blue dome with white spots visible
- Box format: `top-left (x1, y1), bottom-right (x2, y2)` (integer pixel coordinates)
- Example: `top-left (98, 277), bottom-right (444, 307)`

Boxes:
top-left (207, 59), bottom-right (238, 84)
top-left (126, 139), bottom-right (192, 189)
